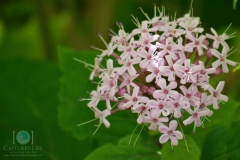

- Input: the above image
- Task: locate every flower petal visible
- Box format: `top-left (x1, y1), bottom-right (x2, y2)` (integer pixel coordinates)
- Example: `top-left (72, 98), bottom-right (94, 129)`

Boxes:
top-left (169, 120), bottom-right (178, 131)
top-left (159, 134), bottom-right (169, 144)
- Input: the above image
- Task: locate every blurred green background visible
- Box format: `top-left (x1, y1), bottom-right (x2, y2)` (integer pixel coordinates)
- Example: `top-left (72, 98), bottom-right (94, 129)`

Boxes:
top-left (1, 0), bottom-right (240, 160)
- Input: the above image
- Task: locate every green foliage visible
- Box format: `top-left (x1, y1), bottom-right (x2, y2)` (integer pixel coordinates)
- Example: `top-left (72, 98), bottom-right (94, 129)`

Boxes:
top-left (0, 58), bottom-right (93, 160)
top-left (161, 135), bottom-right (200, 160)
top-left (182, 99), bottom-right (240, 148)
top-left (84, 135), bottom-right (160, 160)
top-left (57, 47), bottom-right (240, 159)
top-left (201, 121), bottom-right (240, 160)
top-left (1, 0), bottom-right (240, 159)
top-left (58, 47), bottom-right (138, 145)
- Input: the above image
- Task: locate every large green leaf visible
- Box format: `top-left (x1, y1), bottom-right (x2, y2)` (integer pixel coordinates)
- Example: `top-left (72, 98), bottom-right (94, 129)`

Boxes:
top-left (201, 121), bottom-right (240, 160)
top-left (84, 135), bottom-right (160, 160)
top-left (161, 135), bottom-right (200, 160)
top-left (58, 47), bottom-right (138, 144)
top-left (181, 99), bottom-right (239, 148)
top-left (0, 58), bottom-right (93, 160)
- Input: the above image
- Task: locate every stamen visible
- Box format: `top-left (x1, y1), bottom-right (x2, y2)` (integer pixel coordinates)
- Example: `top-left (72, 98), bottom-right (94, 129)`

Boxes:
top-left (111, 103), bottom-right (119, 110)
top-left (223, 23), bottom-right (232, 34)
top-left (91, 45), bottom-right (104, 52)
top-left (154, 3), bottom-right (157, 17)
top-left (128, 124), bottom-right (139, 145)
top-left (228, 32), bottom-right (236, 39)
top-left (176, 119), bottom-right (189, 152)
top-left (189, 0), bottom-right (194, 16)
top-left (162, 5), bottom-right (165, 17)
top-left (78, 98), bottom-right (91, 101)
top-left (131, 19), bottom-right (139, 28)
top-left (227, 49), bottom-right (237, 57)
top-left (157, 7), bottom-right (161, 16)
top-left (77, 118), bottom-right (98, 126)
top-left (138, 7), bottom-right (151, 20)
top-left (73, 58), bottom-right (94, 68)
top-left (204, 117), bottom-right (212, 123)
top-left (134, 124), bottom-right (145, 146)
top-left (174, 11), bottom-right (177, 21)
top-left (98, 33), bottom-right (109, 48)
top-left (130, 14), bottom-right (141, 28)
top-left (93, 124), bottom-right (102, 135)
top-left (119, 22), bottom-right (124, 30)
top-left (109, 28), bottom-right (118, 36)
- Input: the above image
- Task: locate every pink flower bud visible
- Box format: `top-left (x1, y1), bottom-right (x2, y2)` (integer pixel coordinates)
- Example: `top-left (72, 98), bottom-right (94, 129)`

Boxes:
top-left (138, 90), bottom-right (143, 96)
top-left (118, 88), bottom-right (127, 96)
top-left (202, 40), bottom-right (209, 47)
top-left (118, 101), bottom-right (125, 110)
top-left (215, 68), bottom-right (222, 75)
top-left (140, 67), bottom-right (146, 72)
top-left (148, 86), bottom-right (156, 95)
top-left (141, 85), bottom-right (148, 93)
top-left (207, 48), bottom-right (213, 58)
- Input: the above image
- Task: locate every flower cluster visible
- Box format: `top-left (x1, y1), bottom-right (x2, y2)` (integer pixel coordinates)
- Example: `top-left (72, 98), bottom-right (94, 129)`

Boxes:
top-left (78, 5), bottom-right (237, 146)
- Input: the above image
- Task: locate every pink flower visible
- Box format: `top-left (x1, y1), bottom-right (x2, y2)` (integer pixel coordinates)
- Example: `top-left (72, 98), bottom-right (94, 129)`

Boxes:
top-left (138, 45), bottom-right (157, 68)
top-left (88, 86), bottom-right (103, 108)
top-left (111, 29), bottom-right (132, 50)
top-left (90, 58), bottom-right (103, 80)
top-left (136, 33), bottom-right (159, 48)
top-left (159, 21), bottom-right (184, 40)
top-left (119, 73), bottom-right (139, 93)
top-left (123, 87), bottom-right (149, 109)
top-left (94, 108), bottom-right (111, 128)
top-left (119, 37), bottom-right (138, 59)
top-left (185, 33), bottom-right (208, 56)
top-left (156, 37), bottom-right (183, 60)
top-left (131, 21), bottom-right (158, 36)
top-left (145, 58), bottom-right (165, 82)
top-left (198, 61), bottom-right (216, 82)
top-left (159, 55), bottom-right (183, 81)
top-left (99, 75), bottom-right (118, 97)
top-left (174, 59), bottom-right (201, 84)
top-left (100, 59), bottom-right (117, 78)
top-left (118, 56), bottom-right (141, 75)
top-left (207, 81), bottom-right (228, 110)
top-left (159, 120), bottom-right (183, 146)
top-left (154, 78), bottom-right (179, 100)
top-left (179, 18), bottom-right (204, 34)
top-left (147, 99), bottom-right (170, 118)
top-left (180, 85), bottom-right (200, 106)
top-left (169, 94), bottom-right (190, 118)
top-left (143, 115), bottom-right (169, 130)
top-left (211, 48), bottom-right (237, 73)
top-left (183, 102), bottom-right (213, 127)
top-left (206, 28), bottom-right (230, 49)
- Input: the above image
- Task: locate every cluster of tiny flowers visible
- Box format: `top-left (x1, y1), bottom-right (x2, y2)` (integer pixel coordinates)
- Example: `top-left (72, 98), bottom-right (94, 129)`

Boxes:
top-left (77, 5), bottom-right (237, 146)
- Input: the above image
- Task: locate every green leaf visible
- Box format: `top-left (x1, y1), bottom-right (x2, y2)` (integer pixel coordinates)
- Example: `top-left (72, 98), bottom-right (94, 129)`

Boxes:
top-left (205, 99), bottom-right (240, 128)
top-left (0, 58), bottom-right (94, 159)
top-left (201, 121), bottom-right (240, 160)
top-left (84, 135), bottom-right (160, 160)
top-left (182, 99), bottom-right (240, 148)
top-left (58, 47), bottom-right (138, 144)
top-left (161, 135), bottom-right (200, 160)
